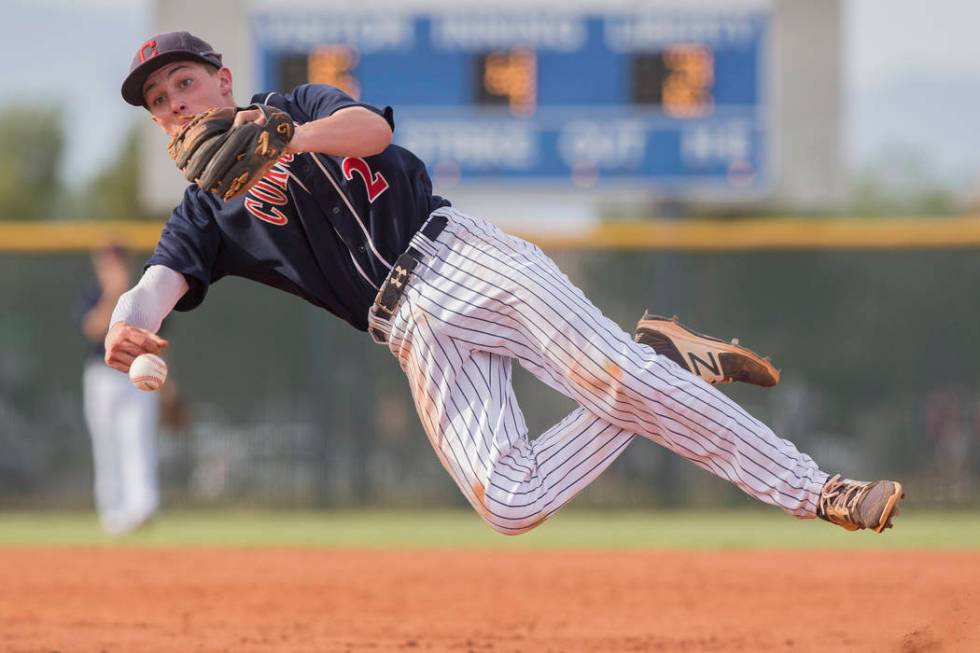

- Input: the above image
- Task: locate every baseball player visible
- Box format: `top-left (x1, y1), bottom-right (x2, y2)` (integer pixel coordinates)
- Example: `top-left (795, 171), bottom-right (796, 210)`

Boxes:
top-left (106, 31), bottom-right (904, 534)
top-left (78, 244), bottom-right (160, 535)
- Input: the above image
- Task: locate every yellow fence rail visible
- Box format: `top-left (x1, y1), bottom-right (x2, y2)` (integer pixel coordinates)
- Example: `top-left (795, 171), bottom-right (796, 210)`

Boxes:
top-left (2, 216), bottom-right (980, 252)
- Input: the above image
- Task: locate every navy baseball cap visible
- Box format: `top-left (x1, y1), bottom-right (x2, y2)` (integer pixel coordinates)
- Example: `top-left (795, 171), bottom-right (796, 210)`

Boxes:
top-left (121, 31), bottom-right (223, 107)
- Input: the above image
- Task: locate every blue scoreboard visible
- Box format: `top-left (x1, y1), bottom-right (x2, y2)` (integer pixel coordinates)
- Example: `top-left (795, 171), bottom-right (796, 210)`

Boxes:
top-left (251, 9), bottom-right (769, 193)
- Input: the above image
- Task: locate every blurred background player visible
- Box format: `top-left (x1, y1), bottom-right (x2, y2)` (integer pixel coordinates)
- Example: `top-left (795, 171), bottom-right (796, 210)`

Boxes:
top-left (77, 244), bottom-right (160, 534)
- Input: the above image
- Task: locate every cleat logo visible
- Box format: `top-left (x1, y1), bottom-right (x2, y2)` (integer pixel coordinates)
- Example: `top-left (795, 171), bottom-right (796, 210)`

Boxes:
top-left (687, 351), bottom-right (721, 379)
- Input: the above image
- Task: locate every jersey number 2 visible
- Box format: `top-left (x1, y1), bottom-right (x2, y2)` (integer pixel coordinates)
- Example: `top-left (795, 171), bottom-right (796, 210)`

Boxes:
top-left (341, 157), bottom-right (389, 203)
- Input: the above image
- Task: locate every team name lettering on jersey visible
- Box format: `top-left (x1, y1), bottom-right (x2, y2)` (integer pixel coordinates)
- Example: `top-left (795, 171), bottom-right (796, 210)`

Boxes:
top-left (244, 154), bottom-right (295, 225)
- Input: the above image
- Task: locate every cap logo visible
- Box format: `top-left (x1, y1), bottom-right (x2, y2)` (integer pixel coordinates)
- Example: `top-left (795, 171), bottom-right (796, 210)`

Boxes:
top-left (138, 39), bottom-right (158, 63)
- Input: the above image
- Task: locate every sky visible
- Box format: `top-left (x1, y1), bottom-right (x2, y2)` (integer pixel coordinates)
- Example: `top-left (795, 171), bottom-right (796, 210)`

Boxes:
top-left (3, 0), bottom-right (980, 192)
top-left (1, 0), bottom-right (152, 184)
top-left (846, 0), bottom-right (980, 189)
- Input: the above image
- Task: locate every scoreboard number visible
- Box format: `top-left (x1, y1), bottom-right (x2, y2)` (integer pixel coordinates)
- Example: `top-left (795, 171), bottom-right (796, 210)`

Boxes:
top-left (309, 45), bottom-right (361, 99)
top-left (276, 45), bottom-right (361, 99)
top-left (475, 48), bottom-right (537, 116)
top-left (632, 44), bottom-right (714, 117)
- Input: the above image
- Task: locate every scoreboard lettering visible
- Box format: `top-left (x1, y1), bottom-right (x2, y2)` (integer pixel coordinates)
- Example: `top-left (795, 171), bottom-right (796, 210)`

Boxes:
top-left (253, 10), bottom-right (769, 192)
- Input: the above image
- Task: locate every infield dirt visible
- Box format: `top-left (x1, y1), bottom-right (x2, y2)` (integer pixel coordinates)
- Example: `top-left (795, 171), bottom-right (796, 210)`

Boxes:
top-left (0, 549), bottom-right (977, 652)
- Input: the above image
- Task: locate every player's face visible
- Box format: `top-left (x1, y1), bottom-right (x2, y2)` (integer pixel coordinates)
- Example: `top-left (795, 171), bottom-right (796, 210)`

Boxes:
top-left (92, 247), bottom-right (130, 291)
top-left (144, 61), bottom-right (234, 136)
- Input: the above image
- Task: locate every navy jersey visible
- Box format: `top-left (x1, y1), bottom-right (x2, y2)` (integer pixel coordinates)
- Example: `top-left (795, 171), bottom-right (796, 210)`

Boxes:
top-left (146, 84), bottom-right (450, 331)
top-left (75, 284), bottom-right (106, 361)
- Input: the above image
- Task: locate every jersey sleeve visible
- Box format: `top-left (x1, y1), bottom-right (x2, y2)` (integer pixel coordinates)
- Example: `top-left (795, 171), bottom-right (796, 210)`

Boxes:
top-left (144, 187), bottom-right (223, 312)
top-left (285, 84), bottom-right (394, 130)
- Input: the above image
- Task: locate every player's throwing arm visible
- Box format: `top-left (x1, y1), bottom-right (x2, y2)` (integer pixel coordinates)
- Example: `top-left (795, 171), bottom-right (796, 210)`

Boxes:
top-left (105, 265), bottom-right (189, 373)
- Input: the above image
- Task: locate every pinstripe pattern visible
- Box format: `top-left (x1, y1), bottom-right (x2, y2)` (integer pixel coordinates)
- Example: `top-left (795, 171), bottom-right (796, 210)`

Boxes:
top-left (368, 208), bottom-right (829, 535)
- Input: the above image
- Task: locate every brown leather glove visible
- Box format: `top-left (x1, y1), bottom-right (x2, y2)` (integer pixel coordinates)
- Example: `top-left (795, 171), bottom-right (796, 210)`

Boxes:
top-left (168, 104), bottom-right (294, 201)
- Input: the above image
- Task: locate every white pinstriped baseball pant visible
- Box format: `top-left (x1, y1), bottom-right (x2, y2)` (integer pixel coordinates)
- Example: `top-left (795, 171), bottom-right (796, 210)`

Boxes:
top-left (368, 208), bottom-right (829, 535)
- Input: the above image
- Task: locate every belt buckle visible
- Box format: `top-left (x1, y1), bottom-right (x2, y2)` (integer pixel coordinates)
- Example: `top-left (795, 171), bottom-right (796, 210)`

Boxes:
top-left (373, 251), bottom-right (420, 321)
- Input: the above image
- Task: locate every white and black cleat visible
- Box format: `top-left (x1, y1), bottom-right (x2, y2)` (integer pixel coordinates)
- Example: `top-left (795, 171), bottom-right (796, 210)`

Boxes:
top-left (634, 312), bottom-right (781, 387)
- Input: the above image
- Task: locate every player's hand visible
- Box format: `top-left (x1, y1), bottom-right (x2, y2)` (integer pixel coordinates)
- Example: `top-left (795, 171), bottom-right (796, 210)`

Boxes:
top-left (104, 321), bottom-right (169, 373)
top-left (232, 107), bottom-right (267, 128)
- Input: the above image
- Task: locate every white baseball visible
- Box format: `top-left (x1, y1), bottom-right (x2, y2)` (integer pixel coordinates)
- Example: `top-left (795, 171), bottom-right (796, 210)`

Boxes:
top-left (129, 353), bottom-right (168, 391)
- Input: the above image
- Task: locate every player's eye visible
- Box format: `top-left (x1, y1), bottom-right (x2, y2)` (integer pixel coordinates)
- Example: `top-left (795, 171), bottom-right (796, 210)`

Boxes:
top-left (179, 78), bottom-right (193, 89)
top-left (150, 94), bottom-right (166, 107)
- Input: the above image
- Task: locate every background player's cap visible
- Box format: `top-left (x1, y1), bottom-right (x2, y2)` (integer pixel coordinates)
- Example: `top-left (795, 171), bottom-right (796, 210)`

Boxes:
top-left (121, 31), bottom-right (223, 107)
top-left (93, 241), bottom-right (129, 259)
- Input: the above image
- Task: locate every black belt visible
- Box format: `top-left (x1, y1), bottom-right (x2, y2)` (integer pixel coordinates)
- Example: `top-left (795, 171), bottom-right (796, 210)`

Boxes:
top-left (371, 215), bottom-right (448, 326)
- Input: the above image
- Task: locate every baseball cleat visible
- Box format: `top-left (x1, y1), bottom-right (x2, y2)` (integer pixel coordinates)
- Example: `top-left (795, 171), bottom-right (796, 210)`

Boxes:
top-left (817, 475), bottom-right (905, 533)
top-left (634, 312), bottom-right (781, 387)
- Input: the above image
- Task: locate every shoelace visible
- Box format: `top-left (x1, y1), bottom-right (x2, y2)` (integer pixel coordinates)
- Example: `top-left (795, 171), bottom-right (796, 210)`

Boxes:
top-left (818, 474), bottom-right (871, 528)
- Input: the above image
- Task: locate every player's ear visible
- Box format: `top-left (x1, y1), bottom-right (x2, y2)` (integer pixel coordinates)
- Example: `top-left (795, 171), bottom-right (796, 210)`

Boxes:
top-left (217, 67), bottom-right (233, 96)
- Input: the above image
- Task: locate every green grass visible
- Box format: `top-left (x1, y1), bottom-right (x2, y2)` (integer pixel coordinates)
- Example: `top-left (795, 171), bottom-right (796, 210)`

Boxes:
top-left (0, 507), bottom-right (977, 549)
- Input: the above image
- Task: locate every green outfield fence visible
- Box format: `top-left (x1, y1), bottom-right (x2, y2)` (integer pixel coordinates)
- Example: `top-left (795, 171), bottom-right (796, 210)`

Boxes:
top-left (2, 217), bottom-right (979, 510)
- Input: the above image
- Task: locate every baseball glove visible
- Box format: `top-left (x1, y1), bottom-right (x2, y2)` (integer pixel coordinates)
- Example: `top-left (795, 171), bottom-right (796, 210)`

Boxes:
top-left (168, 104), bottom-right (295, 201)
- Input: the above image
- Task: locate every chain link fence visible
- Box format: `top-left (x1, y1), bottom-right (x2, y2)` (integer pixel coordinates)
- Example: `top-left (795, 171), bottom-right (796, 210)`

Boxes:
top-left (2, 246), bottom-right (978, 509)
